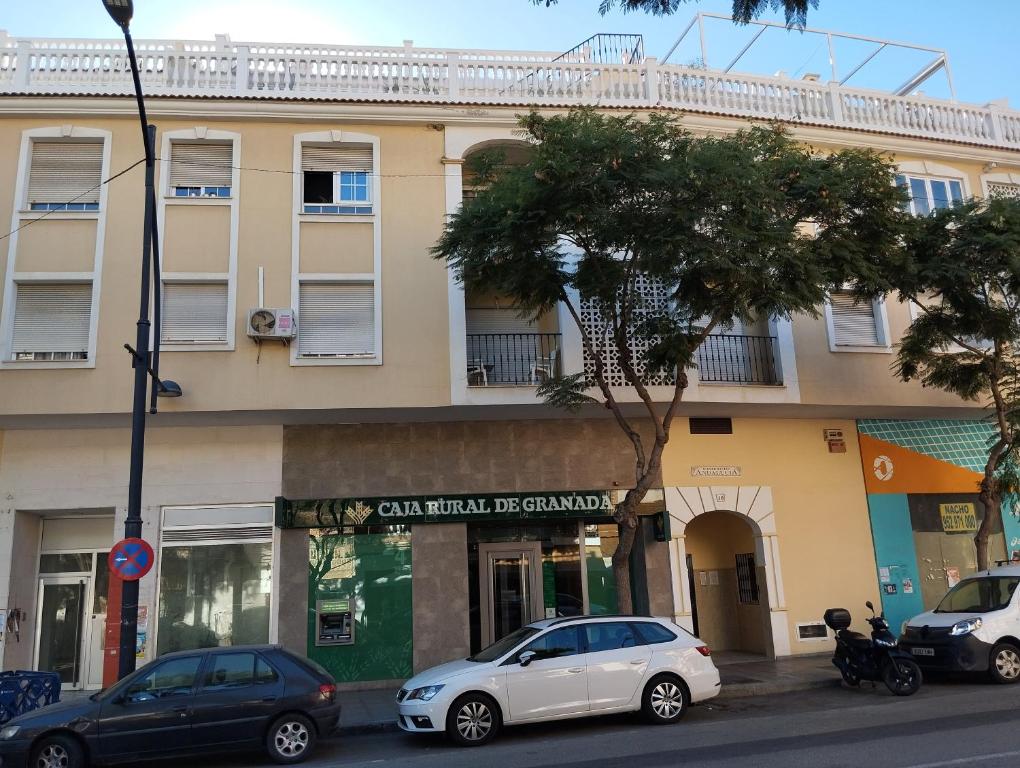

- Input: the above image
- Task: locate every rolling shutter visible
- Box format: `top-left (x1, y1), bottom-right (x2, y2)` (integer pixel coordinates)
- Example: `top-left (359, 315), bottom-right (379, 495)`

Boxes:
top-left (298, 282), bottom-right (375, 356)
top-left (12, 282), bottom-right (92, 354)
top-left (27, 141), bottom-right (103, 204)
top-left (829, 291), bottom-right (880, 346)
top-left (465, 308), bottom-right (536, 335)
top-left (301, 144), bottom-right (373, 172)
top-left (168, 142), bottom-right (233, 189)
top-left (161, 282), bottom-right (229, 343)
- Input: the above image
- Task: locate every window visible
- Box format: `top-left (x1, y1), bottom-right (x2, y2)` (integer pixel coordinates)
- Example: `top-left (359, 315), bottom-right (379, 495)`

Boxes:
top-left (298, 281), bottom-right (375, 357)
top-left (161, 282), bottom-right (229, 343)
top-left (827, 290), bottom-right (885, 348)
top-left (584, 622), bottom-right (641, 652)
top-left (735, 553), bottom-right (759, 604)
top-left (522, 627), bottom-right (582, 660)
top-left (27, 140), bottom-right (103, 211)
top-left (301, 144), bottom-right (373, 214)
top-left (203, 652), bottom-right (277, 688)
top-left (169, 141), bottom-right (232, 198)
top-left (124, 656), bottom-right (202, 702)
top-left (631, 622), bottom-right (678, 645)
top-left (11, 282), bottom-right (92, 361)
top-left (689, 418), bottom-right (733, 435)
top-left (896, 174), bottom-right (963, 216)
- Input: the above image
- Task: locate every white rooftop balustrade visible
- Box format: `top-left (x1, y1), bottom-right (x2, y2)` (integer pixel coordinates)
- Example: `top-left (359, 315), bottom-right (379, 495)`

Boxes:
top-left (0, 31), bottom-right (1017, 150)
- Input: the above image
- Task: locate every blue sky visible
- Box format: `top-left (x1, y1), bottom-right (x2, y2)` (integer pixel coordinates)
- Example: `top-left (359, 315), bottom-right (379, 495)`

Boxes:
top-left (2, 0), bottom-right (1016, 106)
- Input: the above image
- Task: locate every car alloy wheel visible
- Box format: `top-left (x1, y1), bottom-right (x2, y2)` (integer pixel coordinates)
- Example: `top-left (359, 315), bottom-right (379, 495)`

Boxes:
top-left (456, 700), bottom-right (493, 742)
top-left (995, 647), bottom-right (1020, 680)
top-left (275, 720), bottom-right (310, 758)
top-left (650, 680), bottom-right (685, 720)
top-left (36, 744), bottom-right (69, 768)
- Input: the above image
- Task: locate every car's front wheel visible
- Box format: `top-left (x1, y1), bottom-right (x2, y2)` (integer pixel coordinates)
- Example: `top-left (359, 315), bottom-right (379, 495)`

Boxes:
top-left (31, 733), bottom-right (85, 768)
top-left (642, 674), bottom-right (689, 724)
top-left (266, 713), bottom-right (317, 764)
top-left (989, 642), bottom-right (1020, 684)
top-left (446, 693), bottom-right (501, 746)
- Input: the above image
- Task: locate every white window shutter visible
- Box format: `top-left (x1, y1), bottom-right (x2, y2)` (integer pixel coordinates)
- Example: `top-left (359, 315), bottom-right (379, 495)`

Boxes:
top-left (162, 282), bottom-right (229, 342)
top-left (301, 144), bottom-right (373, 172)
top-left (12, 283), bottom-right (92, 354)
top-left (27, 141), bottom-right (103, 204)
top-left (465, 309), bottom-right (536, 335)
top-left (299, 282), bottom-right (375, 356)
top-left (169, 142), bottom-right (233, 188)
top-left (829, 291), bottom-right (880, 346)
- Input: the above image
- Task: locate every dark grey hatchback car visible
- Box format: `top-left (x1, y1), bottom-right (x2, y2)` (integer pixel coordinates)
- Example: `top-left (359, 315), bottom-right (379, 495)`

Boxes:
top-left (0, 645), bottom-right (341, 768)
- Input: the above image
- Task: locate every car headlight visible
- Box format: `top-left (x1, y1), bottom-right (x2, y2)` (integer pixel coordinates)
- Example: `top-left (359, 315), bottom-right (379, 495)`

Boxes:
top-left (0, 725), bottom-right (21, 740)
top-left (407, 684), bottom-right (445, 702)
top-left (950, 618), bottom-right (983, 637)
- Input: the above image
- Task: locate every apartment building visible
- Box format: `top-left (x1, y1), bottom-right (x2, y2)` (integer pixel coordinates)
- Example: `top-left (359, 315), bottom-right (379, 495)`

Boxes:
top-left (0, 26), bottom-right (1018, 690)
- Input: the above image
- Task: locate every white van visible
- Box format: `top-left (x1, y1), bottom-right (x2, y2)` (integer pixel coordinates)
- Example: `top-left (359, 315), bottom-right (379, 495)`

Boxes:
top-left (899, 564), bottom-right (1020, 683)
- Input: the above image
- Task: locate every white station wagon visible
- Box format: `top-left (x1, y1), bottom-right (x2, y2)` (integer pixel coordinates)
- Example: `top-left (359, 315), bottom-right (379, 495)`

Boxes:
top-left (397, 615), bottom-right (721, 745)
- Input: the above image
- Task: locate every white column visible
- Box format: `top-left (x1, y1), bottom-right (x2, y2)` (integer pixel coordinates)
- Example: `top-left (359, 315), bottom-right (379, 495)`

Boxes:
top-left (443, 158), bottom-right (469, 405)
top-left (668, 535), bottom-right (694, 631)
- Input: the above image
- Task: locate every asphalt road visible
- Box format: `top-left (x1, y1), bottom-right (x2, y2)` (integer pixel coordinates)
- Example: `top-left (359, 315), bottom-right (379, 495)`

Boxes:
top-left (156, 676), bottom-right (1020, 768)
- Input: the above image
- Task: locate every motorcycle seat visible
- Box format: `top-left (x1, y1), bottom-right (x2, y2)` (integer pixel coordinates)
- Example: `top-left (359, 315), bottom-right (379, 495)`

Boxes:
top-left (838, 630), bottom-right (872, 649)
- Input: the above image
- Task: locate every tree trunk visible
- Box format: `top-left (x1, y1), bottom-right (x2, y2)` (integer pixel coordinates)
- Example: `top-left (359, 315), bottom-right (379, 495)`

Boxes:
top-left (976, 485), bottom-right (1002, 572)
top-left (611, 516), bottom-right (639, 614)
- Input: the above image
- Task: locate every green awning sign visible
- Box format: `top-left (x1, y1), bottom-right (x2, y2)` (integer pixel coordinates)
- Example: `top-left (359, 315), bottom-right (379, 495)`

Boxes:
top-left (276, 490), bottom-right (614, 528)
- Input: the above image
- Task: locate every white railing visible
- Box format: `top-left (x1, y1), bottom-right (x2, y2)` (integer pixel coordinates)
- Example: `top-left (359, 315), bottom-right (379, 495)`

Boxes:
top-left (1, 32), bottom-right (1018, 150)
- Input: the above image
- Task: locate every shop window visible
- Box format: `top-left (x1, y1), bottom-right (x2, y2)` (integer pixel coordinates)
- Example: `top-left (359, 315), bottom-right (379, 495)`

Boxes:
top-left (39, 552), bottom-right (93, 573)
top-left (156, 541), bottom-right (273, 655)
top-left (735, 552), bottom-right (759, 604)
top-left (584, 523), bottom-right (619, 616)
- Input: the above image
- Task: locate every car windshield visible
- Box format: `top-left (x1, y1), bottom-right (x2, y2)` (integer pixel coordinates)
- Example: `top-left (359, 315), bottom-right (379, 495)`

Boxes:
top-left (468, 626), bottom-right (540, 663)
top-left (935, 576), bottom-right (1020, 613)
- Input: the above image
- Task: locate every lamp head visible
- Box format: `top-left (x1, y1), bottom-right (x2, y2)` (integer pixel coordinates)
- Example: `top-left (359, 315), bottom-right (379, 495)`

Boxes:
top-left (157, 379), bottom-right (183, 398)
top-left (101, 0), bottom-right (134, 28)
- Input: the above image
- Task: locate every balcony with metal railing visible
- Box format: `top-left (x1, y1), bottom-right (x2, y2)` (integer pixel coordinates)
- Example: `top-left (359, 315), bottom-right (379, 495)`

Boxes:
top-left (696, 334), bottom-right (782, 386)
top-left (1, 26), bottom-right (1018, 151)
top-left (466, 333), bottom-right (562, 387)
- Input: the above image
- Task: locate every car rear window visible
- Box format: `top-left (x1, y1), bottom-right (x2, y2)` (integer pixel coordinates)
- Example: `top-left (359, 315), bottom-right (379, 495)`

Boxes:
top-left (632, 622), bottom-right (677, 645)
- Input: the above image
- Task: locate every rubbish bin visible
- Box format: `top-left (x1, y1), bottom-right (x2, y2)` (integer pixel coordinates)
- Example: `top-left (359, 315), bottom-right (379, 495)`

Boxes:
top-left (0, 671), bottom-right (61, 724)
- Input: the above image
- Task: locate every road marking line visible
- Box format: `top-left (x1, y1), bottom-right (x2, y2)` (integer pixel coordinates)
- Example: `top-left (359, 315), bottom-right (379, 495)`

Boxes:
top-left (902, 750), bottom-right (1020, 768)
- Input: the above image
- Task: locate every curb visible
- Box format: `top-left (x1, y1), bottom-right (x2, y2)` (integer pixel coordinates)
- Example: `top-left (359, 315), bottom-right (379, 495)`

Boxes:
top-left (334, 677), bottom-right (840, 736)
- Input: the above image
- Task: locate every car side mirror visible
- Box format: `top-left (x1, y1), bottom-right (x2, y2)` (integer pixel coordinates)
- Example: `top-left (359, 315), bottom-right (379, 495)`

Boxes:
top-left (518, 650), bottom-right (536, 667)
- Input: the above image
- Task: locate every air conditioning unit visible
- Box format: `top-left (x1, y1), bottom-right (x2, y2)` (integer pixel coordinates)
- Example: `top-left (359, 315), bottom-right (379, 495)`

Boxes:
top-left (246, 308), bottom-right (296, 340)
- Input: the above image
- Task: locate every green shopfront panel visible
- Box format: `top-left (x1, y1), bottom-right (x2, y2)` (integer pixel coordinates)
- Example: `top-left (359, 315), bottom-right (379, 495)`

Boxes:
top-left (307, 531), bottom-right (412, 682)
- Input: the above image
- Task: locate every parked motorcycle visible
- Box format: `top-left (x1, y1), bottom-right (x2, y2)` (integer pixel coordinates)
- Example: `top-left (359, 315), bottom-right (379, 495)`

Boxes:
top-left (823, 601), bottom-right (922, 696)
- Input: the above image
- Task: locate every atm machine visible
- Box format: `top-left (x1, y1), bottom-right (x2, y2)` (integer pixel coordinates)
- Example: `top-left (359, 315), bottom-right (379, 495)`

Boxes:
top-left (315, 598), bottom-right (354, 646)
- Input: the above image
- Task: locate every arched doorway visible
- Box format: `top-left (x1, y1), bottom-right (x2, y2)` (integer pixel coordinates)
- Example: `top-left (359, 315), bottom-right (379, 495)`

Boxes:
top-left (684, 511), bottom-right (770, 656)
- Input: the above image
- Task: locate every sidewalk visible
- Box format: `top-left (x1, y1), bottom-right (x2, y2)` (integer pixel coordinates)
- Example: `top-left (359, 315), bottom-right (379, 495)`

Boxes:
top-left (335, 652), bottom-right (837, 734)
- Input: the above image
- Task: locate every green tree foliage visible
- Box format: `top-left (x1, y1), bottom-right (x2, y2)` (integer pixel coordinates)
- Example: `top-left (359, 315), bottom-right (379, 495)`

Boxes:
top-left (433, 109), bottom-right (905, 610)
top-left (869, 197), bottom-right (1020, 570)
top-left (534, 0), bottom-right (818, 27)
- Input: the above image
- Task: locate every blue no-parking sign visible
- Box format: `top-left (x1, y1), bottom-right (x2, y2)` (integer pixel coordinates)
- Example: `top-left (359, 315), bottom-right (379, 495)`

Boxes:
top-left (108, 538), bottom-right (155, 581)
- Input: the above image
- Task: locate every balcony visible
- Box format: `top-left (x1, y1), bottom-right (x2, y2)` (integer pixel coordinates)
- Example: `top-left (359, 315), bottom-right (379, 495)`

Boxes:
top-left (466, 333), bottom-right (561, 387)
top-left (1, 32), bottom-right (1018, 151)
top-left (696, 334), bottom-right (782, 386)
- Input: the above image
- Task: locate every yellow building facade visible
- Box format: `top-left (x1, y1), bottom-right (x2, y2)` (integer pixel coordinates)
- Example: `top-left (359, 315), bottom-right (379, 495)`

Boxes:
top-left (0, 30), bottom-right (1018, 688)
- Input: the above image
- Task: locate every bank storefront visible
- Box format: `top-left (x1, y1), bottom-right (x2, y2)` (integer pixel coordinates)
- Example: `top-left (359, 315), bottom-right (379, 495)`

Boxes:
top-left (275, 488), bottom-right (666, 685)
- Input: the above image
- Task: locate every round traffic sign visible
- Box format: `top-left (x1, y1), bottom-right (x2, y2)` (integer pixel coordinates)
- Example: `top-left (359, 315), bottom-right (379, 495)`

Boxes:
top-left (109, 538), bottom-right (155, 581)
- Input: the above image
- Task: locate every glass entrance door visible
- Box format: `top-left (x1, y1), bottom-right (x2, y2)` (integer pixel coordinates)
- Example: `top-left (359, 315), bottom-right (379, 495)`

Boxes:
top-left (35, 576), bottom-right (89, 688)
top-left (479, 543), bottom-right (543, 646)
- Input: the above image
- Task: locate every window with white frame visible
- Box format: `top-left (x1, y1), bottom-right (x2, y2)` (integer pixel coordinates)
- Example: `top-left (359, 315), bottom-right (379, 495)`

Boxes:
top-left (168, 141), bottom-right (233, 198)
top-left (27, 140), bottom-right (103, 212)
top-left (896, 174), bottom-right (963, 216)
top-left (301, 144), bottom-right (373, 215)
top-left (161, 282), bottom-right (229, 343)
top-left (298, 281), bottom-right (375, 357)
top-left (828, 289), bottom-right (886, 348)
top-left (11, 282), bottom-right (92, 360)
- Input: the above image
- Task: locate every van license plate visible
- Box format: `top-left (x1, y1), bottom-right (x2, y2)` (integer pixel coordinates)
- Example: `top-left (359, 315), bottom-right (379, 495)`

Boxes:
top-left (911, 647), bottom-right (935, 656)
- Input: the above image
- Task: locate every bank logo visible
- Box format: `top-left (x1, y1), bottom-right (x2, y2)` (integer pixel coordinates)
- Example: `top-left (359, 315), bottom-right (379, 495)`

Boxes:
top-left (343, 501), bottom-right (374, 526)
top-left (873, 455), bottom-right (894, 482)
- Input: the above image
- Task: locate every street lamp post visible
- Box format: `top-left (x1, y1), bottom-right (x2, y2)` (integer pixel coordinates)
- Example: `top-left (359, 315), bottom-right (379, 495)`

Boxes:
top-left (101, 0), bottom-right (182, 679)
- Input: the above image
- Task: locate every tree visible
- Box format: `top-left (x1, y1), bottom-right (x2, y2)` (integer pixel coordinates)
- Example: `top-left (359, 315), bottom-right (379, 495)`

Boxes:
top-left (870, 197), bottom-right (1020, 570)
top-left (534, 0), bottom-right (818, 27)
top-left (433, 108), bottom-right (905, 611)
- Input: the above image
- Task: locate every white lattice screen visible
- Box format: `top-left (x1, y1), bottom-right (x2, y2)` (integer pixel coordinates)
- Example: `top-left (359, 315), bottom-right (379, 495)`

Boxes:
top-left (988, 182), bottom-right (1020, 200)
top-left (579, 274), bottom-right (675, 387)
